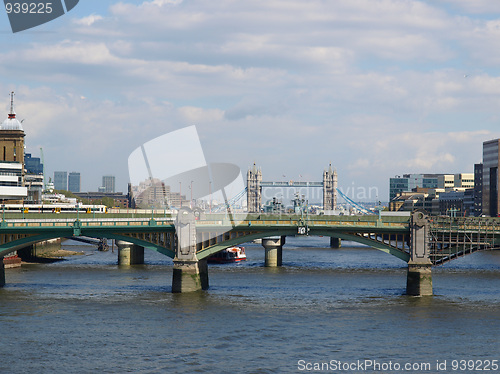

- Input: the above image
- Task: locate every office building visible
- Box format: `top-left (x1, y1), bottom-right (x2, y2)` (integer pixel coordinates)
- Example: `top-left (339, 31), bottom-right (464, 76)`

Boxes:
top-left (54, 171), bottom-right (67, 190)
top-left (102, 175), bottom-right (115, 193)
top-left (74, 192), bottom-right (129, 208)
top-left (24, 153), bottom-right (44, 203)
top-left (474, 163), bottom-right (483, 216)
top-left (389, 174), bottom-right (440, 201)
top-left (68, 172), bottom-right (81, 193)
top-left (390, 173), bottom-right (474, 202)
top-left (483, 139), bottom-right (500, 217)
top-left (25, 153), bottom-right (43, 175)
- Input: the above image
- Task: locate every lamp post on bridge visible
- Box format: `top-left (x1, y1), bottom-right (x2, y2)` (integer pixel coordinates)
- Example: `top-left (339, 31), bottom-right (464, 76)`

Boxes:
top-left (190, 180), bottom-right (193, 209)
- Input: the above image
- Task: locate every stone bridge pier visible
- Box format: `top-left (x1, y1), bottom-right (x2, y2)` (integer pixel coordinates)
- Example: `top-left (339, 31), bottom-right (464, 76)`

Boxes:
top-left (116, 240), bottom-right (145, 265)
top-left (262, 236), bottom-right (286, 267)
top-left (330, 237), bottom-right (341, 248)
top-left (406, 211), bottom-right (433, 296)
top-left (172, 208), bottom-right (208, 293)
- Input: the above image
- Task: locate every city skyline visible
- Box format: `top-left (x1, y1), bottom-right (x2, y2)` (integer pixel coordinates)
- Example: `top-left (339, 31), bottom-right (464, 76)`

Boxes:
top-left (1, 1), bottom-right (500, 200)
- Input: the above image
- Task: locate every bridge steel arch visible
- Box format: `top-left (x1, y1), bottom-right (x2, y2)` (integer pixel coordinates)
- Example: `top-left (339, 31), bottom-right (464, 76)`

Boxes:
top-left (196, 228), bottom-right (410, 263)
top-left (0, 221), bottom-right (177, 259)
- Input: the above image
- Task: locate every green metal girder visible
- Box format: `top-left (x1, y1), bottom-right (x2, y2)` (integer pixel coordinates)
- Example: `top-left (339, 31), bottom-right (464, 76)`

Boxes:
top-left (0, 218), bottom-right (410, 262)
top-left (0, 224), bottom-right (177, 258)
top-left (83, 230), bottom-right (175, 258)
top-left (196, 227), bottom-right (410, 263)
top-left (0, 231), bottom-right (72, 257)
top-left (197, 229), bottom-right (296, 259)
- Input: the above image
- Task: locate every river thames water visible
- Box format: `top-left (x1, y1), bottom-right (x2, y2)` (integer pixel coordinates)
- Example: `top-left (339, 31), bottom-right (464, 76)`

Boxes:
top-left (1, 236), bottom-right (499, 373)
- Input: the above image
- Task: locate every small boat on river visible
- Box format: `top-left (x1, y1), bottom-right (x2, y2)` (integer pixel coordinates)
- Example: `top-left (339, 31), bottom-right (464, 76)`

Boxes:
top-left (207, 246), bottom-right (247, 263)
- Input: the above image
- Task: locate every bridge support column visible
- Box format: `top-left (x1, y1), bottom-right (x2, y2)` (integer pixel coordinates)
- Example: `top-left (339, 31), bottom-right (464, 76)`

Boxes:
top-left (330, 237), bottom-right (341, 248)
top-left (406, 263), bottom-right (432, 296)
top-left (116, 240), bottom-right (144, 265)
top-left (199, 259), bottom-right (209, 290)
top-left (0, 260), bottom-right (4, 287)
top-left (172, 259), bottom-right (208, 293)
top-left (262, 236), bottom-right (285, 267)
top-left (172, 207), bottom-right (208, 293)
top-left (406, 211), bottom-right (433, 296)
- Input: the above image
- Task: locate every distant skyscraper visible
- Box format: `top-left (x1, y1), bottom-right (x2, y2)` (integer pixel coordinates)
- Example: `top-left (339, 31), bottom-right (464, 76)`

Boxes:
top-left (102, 175), bottom-right (115, 193)
top-left (474, 163), bottom-right (483, 217)
top-left (25, 153), bottom-right (43, 175)
top-left (68, 172), bottom-right (81, 193)
top-left (483, 139), bottom-right (500, 217)
top-left (54, 171), bottom-right (67, 190)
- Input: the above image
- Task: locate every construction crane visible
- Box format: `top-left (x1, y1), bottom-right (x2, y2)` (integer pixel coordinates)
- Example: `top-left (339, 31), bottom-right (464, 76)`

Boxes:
top-left (40, 147), bottom-right (46, 191)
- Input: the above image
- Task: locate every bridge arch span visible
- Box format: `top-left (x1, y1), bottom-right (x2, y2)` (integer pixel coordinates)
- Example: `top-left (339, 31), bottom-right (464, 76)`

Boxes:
top-left (0, 232), bottom-right (175, 259)
top-left (197, 229), bottom-right (410, 263)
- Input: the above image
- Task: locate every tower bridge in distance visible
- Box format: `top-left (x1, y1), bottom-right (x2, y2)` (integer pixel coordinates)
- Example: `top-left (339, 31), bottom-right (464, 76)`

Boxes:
top-left (247, 163), bottom-right (337, 213)
top-left (0, 210), bottom-right (499, 296)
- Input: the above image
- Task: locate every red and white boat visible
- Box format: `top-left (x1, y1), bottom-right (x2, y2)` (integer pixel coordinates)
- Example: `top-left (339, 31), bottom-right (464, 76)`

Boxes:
top-left (207, 246), bottom-right (247, 263)
top-left (3, 252), bottom-right (21, 268)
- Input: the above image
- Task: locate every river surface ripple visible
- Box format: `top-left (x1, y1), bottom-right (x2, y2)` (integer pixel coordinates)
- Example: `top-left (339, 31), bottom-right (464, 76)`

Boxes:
top-left (1, 236), bottom-right (499, 373)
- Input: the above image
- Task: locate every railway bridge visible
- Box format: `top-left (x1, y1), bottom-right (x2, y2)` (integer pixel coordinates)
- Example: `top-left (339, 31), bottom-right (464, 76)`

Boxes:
top-left (0, 210), bottom-right (499, 296)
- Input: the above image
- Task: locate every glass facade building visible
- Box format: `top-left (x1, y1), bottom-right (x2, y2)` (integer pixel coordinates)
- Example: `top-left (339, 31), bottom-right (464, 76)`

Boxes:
top-left (102, 175), bottom-right (115, 193)
top-left (54, 171), bottom-right (67, 190)
top-left (24, 153), bottom-right (43, 175)
top-left (482, 139), bottom-right (500, 217)
top-left (474, 163), bottom-right (483, 216)
top-left (389, 174), bottom-right (440, 201)
top-left (68, 172), bottom-right (81, 193)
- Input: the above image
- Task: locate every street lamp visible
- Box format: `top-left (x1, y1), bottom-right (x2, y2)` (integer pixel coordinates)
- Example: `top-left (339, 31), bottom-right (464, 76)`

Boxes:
top-left (190, 180), bottom-right (193, 209)
top-left (209, 181), bottom-right (212, 213)
top-left (179, 182), bottom-right (182, 208)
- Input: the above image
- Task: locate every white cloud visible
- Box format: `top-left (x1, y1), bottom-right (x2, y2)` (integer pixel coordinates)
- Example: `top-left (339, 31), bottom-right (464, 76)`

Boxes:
top-left (74, 14), bottom-right (103, 26)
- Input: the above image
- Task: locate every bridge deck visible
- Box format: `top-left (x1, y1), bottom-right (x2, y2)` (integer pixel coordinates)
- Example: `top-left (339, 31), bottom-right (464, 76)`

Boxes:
top-left (0, 213), bottom-right (498, 265)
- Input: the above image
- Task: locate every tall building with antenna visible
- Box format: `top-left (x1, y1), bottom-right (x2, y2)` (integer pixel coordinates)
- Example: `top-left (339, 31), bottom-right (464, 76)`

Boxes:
top-left (0, 92), bottom-right (27, 202)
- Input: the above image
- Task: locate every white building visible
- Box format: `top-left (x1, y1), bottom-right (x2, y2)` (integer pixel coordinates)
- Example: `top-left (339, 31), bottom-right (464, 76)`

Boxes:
top-left (0, 163), bottom-right (27, 201)
top-left (0, 93), bottom-right (27, 202)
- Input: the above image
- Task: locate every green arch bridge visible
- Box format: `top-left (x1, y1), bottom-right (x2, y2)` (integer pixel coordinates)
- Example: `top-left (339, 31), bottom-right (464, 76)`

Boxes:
top-left (1, 211), bottom-right (499, 295)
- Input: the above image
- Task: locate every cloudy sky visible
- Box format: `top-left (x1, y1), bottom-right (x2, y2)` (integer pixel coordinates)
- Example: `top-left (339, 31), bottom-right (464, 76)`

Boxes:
top-left (1, 0), bottom-right (500, 202)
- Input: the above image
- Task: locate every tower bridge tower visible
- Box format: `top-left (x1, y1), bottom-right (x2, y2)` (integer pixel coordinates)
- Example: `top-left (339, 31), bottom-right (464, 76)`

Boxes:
top-left (247, 163), bottom-right (262, 213)
top-left (323, 164), bottom-right (337, 211)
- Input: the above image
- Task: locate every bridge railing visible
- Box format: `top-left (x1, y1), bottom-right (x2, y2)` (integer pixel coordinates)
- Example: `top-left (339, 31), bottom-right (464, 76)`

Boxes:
top-left (0, 213), bottom-right (411, 230)
top-left (0, 217), bottom-right (175, 228)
